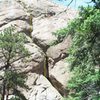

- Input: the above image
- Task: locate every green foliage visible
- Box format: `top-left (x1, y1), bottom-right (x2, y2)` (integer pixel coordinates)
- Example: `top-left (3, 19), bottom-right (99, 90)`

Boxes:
top-left (9, 92), bottom-right (27, 100)
top-left (0, 26), bottom-right (29, 64)
top-left (50, 28), bottom-right (68, 46)
top-left (50, 2), bottom-right (100, 99)
top-left (66, 67), bottom-right (100, 100)
top-left (13, 89), bottom-right (27, 100)
top-left (52, 22), bottom-right (76, 45)
top-left (67, 7), bottom-right (100, 70)
top-left (53, 28), bottom-right (68, 42)
top-left (10, 97), bottom-right (21, 100)
top-left (58, 3), bottom-right (100, 100)
top-left (0, 26), bottom-right (29, 100)
top-left (92, 0), bottom-right (100, 8)
top-left (4, 70), bottom-right (28, 90)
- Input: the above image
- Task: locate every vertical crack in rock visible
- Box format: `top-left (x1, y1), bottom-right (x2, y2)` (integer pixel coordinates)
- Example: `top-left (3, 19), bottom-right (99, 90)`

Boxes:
top-left (43, 53), bottom-right (68, 97)
top-left (43, 54), bottom-right (49, 79)
top-left (0, 0), bottom-right (77, 99)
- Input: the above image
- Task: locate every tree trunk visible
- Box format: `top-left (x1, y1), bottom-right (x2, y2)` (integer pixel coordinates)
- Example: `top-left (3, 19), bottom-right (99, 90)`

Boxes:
top-left (1, 80), bottom-right (6, 100)
top-left (1, 63), bottom-right (10, 100)
top-left (6, 87), bottom-right (9, 100)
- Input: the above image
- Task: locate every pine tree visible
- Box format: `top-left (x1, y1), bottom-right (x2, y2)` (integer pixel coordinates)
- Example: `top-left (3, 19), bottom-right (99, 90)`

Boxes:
top-left (55, 0), bottom-right (100, 99)
top-left (0, 26), bottom-right (29, 100)
top-left (65, 3), bottom-right (100, 100)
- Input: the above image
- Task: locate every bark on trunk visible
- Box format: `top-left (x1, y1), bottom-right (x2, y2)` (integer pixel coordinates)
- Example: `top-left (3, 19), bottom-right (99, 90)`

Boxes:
top-left (1, 64), bottom-right (9, 100)
top-left (1, 80), bottom-right (6, 100)
top-left (6, 88), bottom-right (9, 100)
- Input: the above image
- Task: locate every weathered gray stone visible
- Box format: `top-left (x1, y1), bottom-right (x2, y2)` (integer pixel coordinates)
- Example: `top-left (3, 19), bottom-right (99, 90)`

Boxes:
top-left (0, 20), bottom-right (32, 36)
top-left (0, 0), bottom-right (77, 99)
top-left (47, 35), bottom-right (72, 63)
top-left (49, 60), bottom-right (72, 96)
top-left (0, 0), bottom-right (28, 25)
top-left (32, 10), bottom-right (77, 51)
top-left (0, 0), bottom-right (32, 36)
top-left (13, 43), bottom-right (45, 74)
top-left (16, 0), bottom-right (66, 17)
top-left (46, 36), bottom-right (72, 96)
top-left (24, 74), bottom-right (62, 100)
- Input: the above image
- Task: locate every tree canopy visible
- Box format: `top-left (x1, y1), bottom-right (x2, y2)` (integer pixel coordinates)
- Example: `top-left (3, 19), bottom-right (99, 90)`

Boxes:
top-left (0, 26), bottom-right (29, 100)
top-left (55, 0), bottom-right (100, 100)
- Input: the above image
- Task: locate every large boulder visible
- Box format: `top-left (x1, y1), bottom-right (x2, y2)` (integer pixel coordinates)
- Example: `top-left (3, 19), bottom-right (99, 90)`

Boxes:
top-left (32, 10), bottom-right (77, 51)
top-left (0, 0), bottom-right (28, 25)
top-left (46, 36), bottom-right (72, 96)
top-left (13, 43), bottom-right (45, 74)
top-left (0, 20), bottom-right (31, 36)
top-left (49, 60), bottom-right (72, 96)
top-left (16, 0), bottom-right (66, 17)
top-left (0, 0), bottom-right (32, 36)
top-left (47, 35), bottom-right (71, 63)
top-left (23, 73), bottom-right (62, 100)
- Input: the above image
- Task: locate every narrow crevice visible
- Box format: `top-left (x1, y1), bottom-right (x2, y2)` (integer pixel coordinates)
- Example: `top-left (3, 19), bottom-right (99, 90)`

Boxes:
top-left (48, 76), bottom-right (69, 97)
top-left (53, 53), bottom-right (69, 66)
top-left (0, 17), bottom-right (30, 29)
top-left (43, 54), bottom-right (49, 79)
top-left (43, 54), bottom-right (68, 97)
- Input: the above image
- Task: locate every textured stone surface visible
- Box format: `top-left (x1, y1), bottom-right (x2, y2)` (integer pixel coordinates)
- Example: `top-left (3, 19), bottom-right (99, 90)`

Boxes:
top-left (49, 60), bottom-right (72, 96)
top-left (0, 0), bottom-right (31, 36)
top-left (46, 36), bottom-right (72, 96)
top-left (0, 0), bottom-right (77, 99)
top-left (24, 74), bottom-right (62, 100)
top-left (47, 35), bottom-right (72, 63)
top-left (16, 0), bottom-right (66, 17)
top-left (50, 60), bottom-right (71, 87)
top-left (32, 10), bottom-right (77, 51)
top-left (13, 43), bottom-right (45, 74)
top-left (0, 20), bottom-right (31, 35)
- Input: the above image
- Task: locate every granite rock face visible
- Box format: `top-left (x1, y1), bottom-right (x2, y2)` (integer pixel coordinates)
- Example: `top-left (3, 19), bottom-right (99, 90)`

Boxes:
top-left (32, 9), bottom-right (77, 51)
top-left (0, 0), bottom-right (77, 100)
top-left (47, 35), bottom-right (72, 63)
top-left (49, 60), bottom-right (72, 96)
top-left (13, 43), bottom-right (45, 74)
top-left (0, 0), bottom-right (32, 36)
top-left (24, 74), bottom-right (62, 100)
